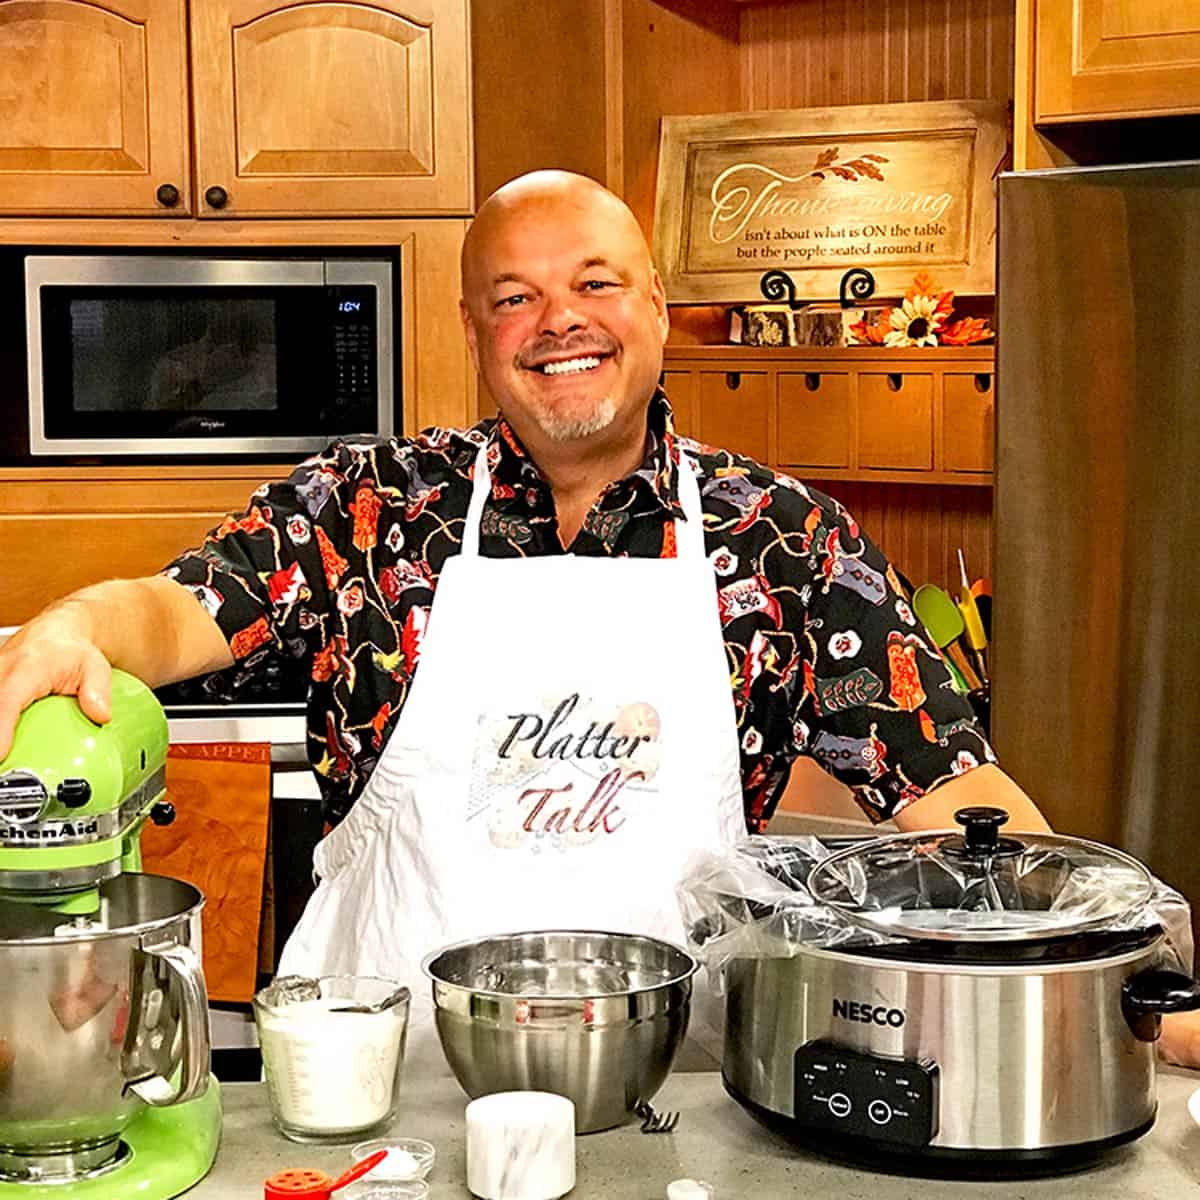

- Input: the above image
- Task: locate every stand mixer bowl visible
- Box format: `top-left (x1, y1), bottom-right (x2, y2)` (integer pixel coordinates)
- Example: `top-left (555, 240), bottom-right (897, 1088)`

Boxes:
top-left (0, 873), bottom-right (211, 1180)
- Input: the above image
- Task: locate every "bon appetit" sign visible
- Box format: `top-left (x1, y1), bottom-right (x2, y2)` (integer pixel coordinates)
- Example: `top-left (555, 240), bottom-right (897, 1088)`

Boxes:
top-left (652, 100), bottom-right (1006, 304)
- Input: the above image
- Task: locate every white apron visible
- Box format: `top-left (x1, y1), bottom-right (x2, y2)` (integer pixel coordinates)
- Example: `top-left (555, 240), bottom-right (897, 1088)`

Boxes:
top-left (279, 445), bottom-right (745, 1069)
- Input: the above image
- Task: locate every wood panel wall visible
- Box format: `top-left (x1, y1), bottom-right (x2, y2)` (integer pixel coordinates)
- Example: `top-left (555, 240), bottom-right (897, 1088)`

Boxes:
top-left (470, 0), bottom-right (742, 236)
top-left (809, 479), bottom-right (993, 592)
top-left (739, 0), bottom-right (1014, 110)
top-left (470, 0), bottom-right (612, 202)
top-left (616, 0), bottom-right (742, 238)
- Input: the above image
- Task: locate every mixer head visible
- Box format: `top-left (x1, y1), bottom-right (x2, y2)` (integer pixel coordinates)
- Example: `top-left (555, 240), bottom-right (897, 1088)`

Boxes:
top-left (0, 670), bottom-right (171, 910)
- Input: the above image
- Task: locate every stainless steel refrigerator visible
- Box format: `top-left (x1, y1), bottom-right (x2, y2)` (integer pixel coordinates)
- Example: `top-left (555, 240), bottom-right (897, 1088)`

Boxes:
top-left (995, 160), bottom-right (1200, 923)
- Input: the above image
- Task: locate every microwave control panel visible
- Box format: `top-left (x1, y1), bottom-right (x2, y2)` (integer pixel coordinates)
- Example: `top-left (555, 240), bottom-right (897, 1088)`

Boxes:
top-left (793, 1040), bottom-right (939, 1146)
top-left (331, 287), bottom-right (377, 411)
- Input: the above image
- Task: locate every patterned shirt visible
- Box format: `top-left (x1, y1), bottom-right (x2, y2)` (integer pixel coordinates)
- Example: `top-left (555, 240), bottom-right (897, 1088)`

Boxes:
top-left (164, 392), bottom-right (992, 830)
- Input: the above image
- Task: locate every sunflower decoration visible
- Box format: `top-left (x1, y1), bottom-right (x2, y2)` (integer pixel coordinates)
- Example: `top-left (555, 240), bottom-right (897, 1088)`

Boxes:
top-left (848, 272), bottom-right (993, 347)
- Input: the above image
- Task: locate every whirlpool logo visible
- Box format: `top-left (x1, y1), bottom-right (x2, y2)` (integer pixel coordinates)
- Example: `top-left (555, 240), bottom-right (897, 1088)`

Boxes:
top-left (833, 997), bottom-right (906, 1028)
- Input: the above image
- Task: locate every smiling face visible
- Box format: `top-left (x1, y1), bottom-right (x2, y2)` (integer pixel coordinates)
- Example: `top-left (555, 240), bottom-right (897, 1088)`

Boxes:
top-left (460, 173), bottom-right (670, 459)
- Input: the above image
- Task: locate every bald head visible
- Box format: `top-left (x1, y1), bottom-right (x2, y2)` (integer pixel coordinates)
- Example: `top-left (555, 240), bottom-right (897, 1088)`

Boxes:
top-left (461, 171), bottom-right (657, 306)
top-left (457, 169), bottom-right (669, 462)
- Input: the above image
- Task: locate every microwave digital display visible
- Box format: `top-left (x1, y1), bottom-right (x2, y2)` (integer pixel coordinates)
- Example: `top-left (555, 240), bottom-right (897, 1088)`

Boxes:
top-left (18, 254), bottom-right (396, 458)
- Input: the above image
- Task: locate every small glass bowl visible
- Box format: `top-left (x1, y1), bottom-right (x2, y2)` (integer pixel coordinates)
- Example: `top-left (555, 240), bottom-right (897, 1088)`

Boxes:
top-left (342, 1183), bottom-right (430, 1200)
top-left (351, 1137), bottom-right (435, 1181)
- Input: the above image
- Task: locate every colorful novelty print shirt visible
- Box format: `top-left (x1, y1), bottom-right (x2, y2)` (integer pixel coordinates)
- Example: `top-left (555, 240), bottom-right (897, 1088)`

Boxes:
top-left (163, 392), bottom-right (993, 829)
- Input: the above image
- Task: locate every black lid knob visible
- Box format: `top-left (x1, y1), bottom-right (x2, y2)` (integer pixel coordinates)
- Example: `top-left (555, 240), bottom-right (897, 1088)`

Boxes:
top-left (150, 801), bottom-right (176, 827)
top-left (155, 182), bottom-right (180, 207)
top-left (56, 778), bottom-right (92, 809)
top-left (952, 806), bottom-right (1023, 858)
top-left (204, 185), bottom-right (229, 209)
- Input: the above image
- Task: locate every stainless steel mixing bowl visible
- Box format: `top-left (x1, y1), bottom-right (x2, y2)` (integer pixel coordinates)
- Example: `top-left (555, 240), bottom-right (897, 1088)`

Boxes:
top-left (423, 930), bottom-right (697, 1133)
top-left (0, 874), bottom-right (210, 1177)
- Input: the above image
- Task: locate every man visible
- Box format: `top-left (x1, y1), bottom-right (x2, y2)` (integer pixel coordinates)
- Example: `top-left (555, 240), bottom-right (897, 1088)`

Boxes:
top-left (0, 170), bottom-right (1047, 834)
top-left (10, 171), bottom-right (1194, 1061)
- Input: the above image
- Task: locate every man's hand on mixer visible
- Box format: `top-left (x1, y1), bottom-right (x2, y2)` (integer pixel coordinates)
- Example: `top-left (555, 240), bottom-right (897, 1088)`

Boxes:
top-left (0, 599), bottom-right (114, 759)
top-left (0, 576), bottom-right (235, 760)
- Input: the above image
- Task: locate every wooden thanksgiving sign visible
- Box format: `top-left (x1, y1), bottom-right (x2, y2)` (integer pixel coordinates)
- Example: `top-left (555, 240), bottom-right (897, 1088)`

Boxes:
top-left (652, 100), bottom-right (1007, 304)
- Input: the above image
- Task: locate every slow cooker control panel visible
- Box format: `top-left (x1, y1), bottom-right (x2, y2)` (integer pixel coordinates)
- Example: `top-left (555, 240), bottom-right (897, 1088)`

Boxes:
top-left (794, 1040), bottom-right (939, 1146)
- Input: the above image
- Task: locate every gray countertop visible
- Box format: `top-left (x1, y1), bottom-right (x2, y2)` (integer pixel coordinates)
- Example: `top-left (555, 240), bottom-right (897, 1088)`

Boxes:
top-left (192, 1069), bottom-right (1200, 1199)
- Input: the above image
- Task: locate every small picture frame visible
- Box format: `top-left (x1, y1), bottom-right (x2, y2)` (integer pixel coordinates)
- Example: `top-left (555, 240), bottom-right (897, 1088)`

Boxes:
top-left (739, 305), bottom-right (795, 347)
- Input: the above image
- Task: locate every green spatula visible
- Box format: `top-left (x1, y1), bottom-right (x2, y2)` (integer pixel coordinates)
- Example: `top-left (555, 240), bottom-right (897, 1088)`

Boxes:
top-left (911, 584), bottom-right (977, 692)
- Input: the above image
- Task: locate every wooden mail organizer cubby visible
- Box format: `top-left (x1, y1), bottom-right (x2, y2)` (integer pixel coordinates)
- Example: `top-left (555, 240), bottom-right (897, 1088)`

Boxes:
top-left (661, 345), bottom-right (994, 486)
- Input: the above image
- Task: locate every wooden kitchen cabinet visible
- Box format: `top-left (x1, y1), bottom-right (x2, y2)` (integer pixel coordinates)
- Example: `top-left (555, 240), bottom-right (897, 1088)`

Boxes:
top-left (0, 213), bottom-right (473, 626)
top-left (695, 370), bottom-right (770, 465)
top-left (191, 0), bottom-right (472, 217)
top-left (661, 346), bottom-right (994, 485)
top-left (0, 0), bottom-right (191, 215)
top-left (943, 372), bottom-right (994, 474)
top-left (0, 0), bottom-right (471, 218)
top-left (857, 372), bottom-right (933, 472)
top-left (0, 465), bottom-right (272, 627)
top-left (1035, 0), bottom-right (1200, 122)
top-left (777, 371), bottom-right (851, 470)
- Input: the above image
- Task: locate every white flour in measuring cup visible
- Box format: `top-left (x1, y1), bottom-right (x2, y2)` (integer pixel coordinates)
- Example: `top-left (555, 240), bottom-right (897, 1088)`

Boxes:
top-left (257, 995), bottom-right (408, 1138)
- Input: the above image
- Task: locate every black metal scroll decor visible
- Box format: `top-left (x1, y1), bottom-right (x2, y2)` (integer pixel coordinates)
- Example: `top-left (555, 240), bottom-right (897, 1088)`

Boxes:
top-left (758, 270), bottom-right (801, 309)
top-left (759, 267), bottom-right (876, 309)
top-left (839, 268), bottom-right (876, 309)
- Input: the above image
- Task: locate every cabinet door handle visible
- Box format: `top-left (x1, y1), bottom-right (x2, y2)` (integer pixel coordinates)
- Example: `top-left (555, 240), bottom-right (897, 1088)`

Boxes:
top-left (204, 185), bottom-right (229, 210)
top-left (974, 374), bottom-right (992, 393)
top-left (725, 372), bottom-right (741, 390)
top-left (155, 183), bottom-right (180, 208)
top-left (887, 373), bottom-right (903, 391)
top-left (805, 372), bottom-right (821, 392)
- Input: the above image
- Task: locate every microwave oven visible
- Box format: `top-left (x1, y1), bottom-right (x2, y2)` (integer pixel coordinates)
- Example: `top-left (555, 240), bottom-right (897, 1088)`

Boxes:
top-left (6, 252), bottom-right (397, 459)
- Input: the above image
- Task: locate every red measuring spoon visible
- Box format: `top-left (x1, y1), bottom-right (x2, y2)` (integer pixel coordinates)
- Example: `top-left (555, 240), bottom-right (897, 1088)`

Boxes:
top-left (264, 1149), bottom-right (388, 1199)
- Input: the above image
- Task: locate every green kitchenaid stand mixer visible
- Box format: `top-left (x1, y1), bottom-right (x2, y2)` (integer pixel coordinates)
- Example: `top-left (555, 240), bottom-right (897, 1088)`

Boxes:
top-left (0, 670), bottom-right (221, 1198)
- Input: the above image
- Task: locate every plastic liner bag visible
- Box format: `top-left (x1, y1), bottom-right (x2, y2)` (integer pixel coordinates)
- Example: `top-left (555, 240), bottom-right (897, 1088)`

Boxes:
top-left (677, 835), bottom-right (1194, 991)
top-left (676, 837), bottom-right (903, 993)
top-left (1052, 867), bottom-right (1194, 972)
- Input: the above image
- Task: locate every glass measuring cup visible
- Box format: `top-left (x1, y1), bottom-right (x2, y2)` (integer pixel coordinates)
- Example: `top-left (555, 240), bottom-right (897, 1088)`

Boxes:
top-left (254, 975), bottom-right (411, 1143)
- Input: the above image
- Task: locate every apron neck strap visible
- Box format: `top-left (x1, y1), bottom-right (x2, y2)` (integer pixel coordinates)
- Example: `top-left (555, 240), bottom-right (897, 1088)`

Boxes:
top-left (463, 442), bottom-right (706, 560)
top-left (462, 443), bottom-right (491, 558)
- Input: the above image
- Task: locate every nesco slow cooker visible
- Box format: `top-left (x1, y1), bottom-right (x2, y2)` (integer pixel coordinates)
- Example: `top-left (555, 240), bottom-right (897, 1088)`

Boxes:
top-left (704, 808), bottom-right (1200, 1175)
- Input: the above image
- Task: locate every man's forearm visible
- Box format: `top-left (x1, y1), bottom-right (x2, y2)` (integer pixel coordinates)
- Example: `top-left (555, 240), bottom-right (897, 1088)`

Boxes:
top-left (0, 576), bottom-right (236, 757)
top-left (893, 763), bottom-right (1052, 834)
top-left (45, 577), bottom-right (235, 686)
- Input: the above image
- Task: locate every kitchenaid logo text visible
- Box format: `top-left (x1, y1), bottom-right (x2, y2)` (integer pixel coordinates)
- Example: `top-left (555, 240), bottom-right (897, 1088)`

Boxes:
top-left (499, 694), bottom-right (655, 762)
top-left (833, 998), bottom-right (906, 1028)
top-left (0, 820), bottom-right (99, 841)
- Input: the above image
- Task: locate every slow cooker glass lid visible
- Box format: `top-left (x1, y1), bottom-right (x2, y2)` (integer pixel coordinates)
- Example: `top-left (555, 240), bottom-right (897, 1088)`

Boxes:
top-left (805, 806), bottom-right (1156, 942)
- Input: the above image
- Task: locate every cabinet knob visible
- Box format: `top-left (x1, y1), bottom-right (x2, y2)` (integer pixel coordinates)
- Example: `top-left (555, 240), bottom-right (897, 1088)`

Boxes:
top-left (155, 183), bottom-right (180, 208)
top-left (204, 185), bottom-right (229, 210)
